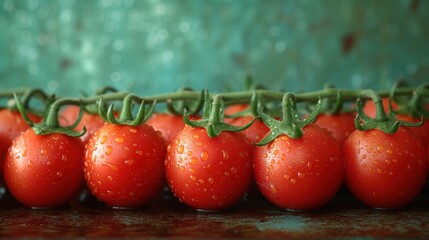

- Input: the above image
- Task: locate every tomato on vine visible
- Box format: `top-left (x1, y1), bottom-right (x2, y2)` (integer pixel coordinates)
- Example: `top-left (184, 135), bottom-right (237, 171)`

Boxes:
top-left (165, 126), bottom-right (253, 210)
top-left (4, 129), bottom-right (84, 208)
top-left (254, 124), bottom-right (343, 210)
top-left (344, 127), bottom-right (427, 209)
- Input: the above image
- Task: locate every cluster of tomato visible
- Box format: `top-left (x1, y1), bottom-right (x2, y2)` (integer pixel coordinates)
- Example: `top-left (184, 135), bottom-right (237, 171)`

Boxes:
top-left (0, 96), bottom-right (428, 211)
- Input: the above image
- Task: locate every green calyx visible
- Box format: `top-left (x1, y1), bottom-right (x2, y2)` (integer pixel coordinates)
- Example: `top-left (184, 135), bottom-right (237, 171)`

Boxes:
top-left (14, 94), bottom-right (87, 137)
top-left (183, 91), bottom-right (257, 138)
top-left (256, 93), bottom-right (322, 146)
top-left (354, 89), bottom-right (423, 134)
top-left (98, 93), bottom-right (155, 126)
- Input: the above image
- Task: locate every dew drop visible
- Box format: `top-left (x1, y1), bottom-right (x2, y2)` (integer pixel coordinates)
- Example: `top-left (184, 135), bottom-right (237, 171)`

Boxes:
top-left (125, 159), bottom-right (134, 165)
top-left (46, 161), bottom-right (51, 165)
top-left (386, 149), bottom-right (392, 155)
top-left (115, 137), bottom-right (124, 143)
top-left (196, 142), bottom-right (202, 146)
top-left (200, 150), bottom-right (209, 162)
top-left (284, 174), bottom-right (290, 179)
top-left (286, 148), bottom-right (291, 153)
top-left (270, 184), bottom-right (278, 193)
top-left (177, 145), bottom-right (184, 154)
top-left (208, 177), bottom-right (214, 184)
top-left (107, 190), bottom-right (113, 195)
top-left (193, 134), bottom-right (199, 139)
top-left (329, 157), bottom-right (335, 162)
top-left (103, 162), bottom-right (119, 172)
top-left (222, 150), bottom-right (229, 160)
top-left (373, 160), bottom-right (379, 165)
top-left (136, 150), bottom-right (143, 155)
top-left (56, 171), bottom-right (63, 177)
top-left (199, 179), bottom-right (204, 184)
top-left (189, 167), bottom-right (195, 173)
top-left (100, 135), bottom-right (107, 144)
top-left (40, 149), bottom-right (47, 155)
top-left (231, 167), bottom-right (237, 174)
top-left (189, 157), bottom-right (198, 166)
top-left (190, 175), bottom-right (196, 181)
top-left (108, 176), bottom-right (113, 181)
top-left (273, 149), bottom-right (279, 155)
top-left (290, 179), bottom-right (296, 184)
top-left (129, 128), bottom-right (137, 133)
top-left (187, 151), bottom-right (193, 156)
top-left (212, 195), bottom-right (217, 200)
top-left (61, 155), bottom-right (67, 161)
top-left (377, 168), bottom-right (382, 174)
top-left (22, 150), bottom-right (27, 157)
top-left (389, 171), bottom-right (394, 176)
top-left (297, 172), bottom-right (305, 179)
top-left (376, 146), bottom-right (384, 153)
top-left (105, 146), bottom-right (113, 155)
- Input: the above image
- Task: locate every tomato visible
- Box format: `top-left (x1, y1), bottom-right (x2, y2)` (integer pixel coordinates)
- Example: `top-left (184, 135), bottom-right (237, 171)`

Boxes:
top-left (4, 129), bottom-right (84, 208)
top-left (230, 116), bottom-right (270, 144)
top-left (253, 124), bottom-right (343, 210)
top-left (396, 115), bottom-right (429, 144)
top-left (165, 126), bottom-right (253, 210)
top-left (84, 123), bottom-right (166, 208)
top-left (0, 109), bottom-right (41, 156)
top-left (146, 113), bottom-right (186, 144)
top-left (314, 113), bottom-right (356, 145)
top-left (60, 106), bottom-right (107, 145)
top-left (344, 127), bottom-right (427, 209)
top-left (224, 104), bottom-right (249, 116)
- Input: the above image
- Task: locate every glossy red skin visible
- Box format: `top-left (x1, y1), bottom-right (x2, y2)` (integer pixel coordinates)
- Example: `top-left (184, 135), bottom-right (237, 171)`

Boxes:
top-left (396, 115), bottom-right (429, 144)
top-left (165, 126), bottom-right (253, 211)
top-left (4, 129), bottom-right (84, 208)
top-left (84, 123), bottom-right (166, 208)
top-left (344, 127), bottom-right (427, 209)
top-left (224, 104), bottom-right (249, 116)
top-left (253, 124), bottom-right (343, 210)
top-left (230, 116), bottom-right (270, 144)
top-left (0, 109), bottom-right (41, 155)
top-left (60, 106), bottom-right (107, 145)
top-left (314, 113), bottom-right (356, 145)
top-left (146, 113), bottom-right (186, 144)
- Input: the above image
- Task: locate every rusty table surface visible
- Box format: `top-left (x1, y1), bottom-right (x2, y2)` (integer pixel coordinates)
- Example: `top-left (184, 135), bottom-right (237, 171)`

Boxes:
top-left (1, 188), bottom-right (429, 239)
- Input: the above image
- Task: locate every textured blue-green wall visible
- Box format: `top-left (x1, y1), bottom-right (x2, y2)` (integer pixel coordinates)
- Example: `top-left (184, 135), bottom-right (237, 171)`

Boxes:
top-left (1, 0), bottom-right (428, 96)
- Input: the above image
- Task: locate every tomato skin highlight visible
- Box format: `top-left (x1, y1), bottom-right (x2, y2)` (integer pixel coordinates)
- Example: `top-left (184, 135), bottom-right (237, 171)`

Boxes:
top-left (165, 126), bottom-right (253, 211)
top-left (344, 127), bottom-right (427, 209)
top-left (314, 113), bottom-right (356, 145)
top-left (4, 129), bottom-right (84, 208)
top-left (84, 123), bottom-right (166, 208)
top-left (146, 113), bottom-right (186, 144)
top-left (253, 124), bottom-right (343, 210)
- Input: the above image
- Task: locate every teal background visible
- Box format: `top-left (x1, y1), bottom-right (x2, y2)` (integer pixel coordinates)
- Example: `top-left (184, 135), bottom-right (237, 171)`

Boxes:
top-left (0, 0), bottom-right (428, 96)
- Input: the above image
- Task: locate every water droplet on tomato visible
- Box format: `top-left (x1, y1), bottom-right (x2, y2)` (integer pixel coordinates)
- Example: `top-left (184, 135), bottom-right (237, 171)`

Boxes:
top-left (189, 157), bottom-right (198, 166)
top-left (377, 168), bottom-right (382, 174)
top-left (103, 162), bottom-right (119, 172)
top-left (329, 157), bottom-right (335, 162)
top-left (177, 145), bottom-right (184, 154)
top-left (290, 179), bottom-right (296, 184)
top-left (273, 149), bottom-right (279, 155)
top-left (125, 159), bottom-right (134, 165)
top-left (107, 190), bottom-right (113, 195)
top-left (40, 149), bottom-right (47, 155)
top-left (284, 174), bottom-right (290, 179)
top-left (199, 179), bottom-right (204, 184)
top-left (212, 195), bottom-right (217, 200)
top-left (386, 149), bottom-right (392, 155)
top-left (46, 161), bottom-right (51, 165)
top-left (389, 171), bottom-right (394, 176)
top-left (373, 160), bottom-right (379, 165)
top-left (189, 167), bottom-right (195, 173)
top-left (115, 137), bottom-right (124, 143)
top-left (231, 167), bottom-right (237, 174)
top-left (190, 175), bottom-right (196, 181)
top-left (105, 146), bottom-right (113, 155)
top-left (224, 171), bottom-right (230, 176)
top-left (108, 176), bottom-right (113, 181)
top-left (196, 142), bottom-right (202, 146)
top-left (193, 134), bottom-right (199, 139)
top-left (100, 135), bottom-right (107, 144)
top-left (208, 177), bottom-right (214, 184)
top-left (61, 155), bottom-right (67, 161)
top-left (297, 172), bottom-right (305, 179)
top-left (129, 128), bottom-right (137, 133)
top-left (376, 145), bottom-right (384, 153)
top-left (56, 171), bottom-right (63, 177)
top-left (180, 166), bottom-right (185, 172)
top-left (200, 150), bottom-right (209, 162)
top-left (407, 165), bottom-right (412, 171)
top-left (270, 184), bottom-right (278, 194)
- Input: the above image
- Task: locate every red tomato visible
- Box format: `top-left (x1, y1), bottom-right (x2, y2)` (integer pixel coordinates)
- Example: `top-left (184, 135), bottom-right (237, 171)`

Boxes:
top-left (146, 113), bottom-right (186, 144)
top-left (253, 124), bottom-right (343, 210)
top-left (230, 116), bottom-right (270, 144)
top-left (165, 126), bottom-right (253, 211)
top-left (396, 115), bottom-right (429, 144)
top-left (84, 123), bottom-right (166, 208)
top-left (0, 109), bottom-right (41, 155)
top-left (224, 104), bottom-right (249, 116)
top-left (363, 98), bottom-right (397, 118)
top-left (344, 127), bottom-right (427, 209)
top-left (4, 129), bottom-right (84, 208)
top-left (60, 106), bottom-right (107, 145)
top-left (314, 113), bottom-right (356, 145)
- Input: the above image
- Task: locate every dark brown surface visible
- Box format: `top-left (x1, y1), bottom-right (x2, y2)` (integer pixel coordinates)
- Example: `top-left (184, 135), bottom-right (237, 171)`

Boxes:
top-left (1, 189), bottom-right (429, 239)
